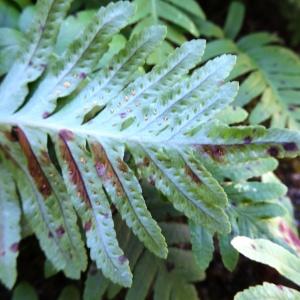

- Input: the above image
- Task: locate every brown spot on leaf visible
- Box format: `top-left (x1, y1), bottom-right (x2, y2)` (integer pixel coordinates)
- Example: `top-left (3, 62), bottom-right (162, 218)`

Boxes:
top-left (40, 150), bottom-right (51, 165)
top-left (243, 136), bottom-right (252, 144)
top-left (143, 157), bottom-right (150, 167)
top-left (55, 226), bottom-right (65, 238)
top-left (10, 243), bottom-right (19, 253)
top-left (59, 136), bottom-right (91, 207)
top-left (59, 129), bottom-right (74, 141)
top-left (267, 146), bottom-right (279, 157)
top-left (118, 255), bottom-right (128, 264)
top-left (84, 220), bottom-right (92, 232)
top-left (0, 250), bottom-right (5, 257)
top-left (184, 165), bottom-right (202, 184)
top-left (79, 72), bottom-right (87, 79)
top-left (43, 112), bottom-right (50, 119)
top-left (202, 145), bottom-right (226, 162)
top-left (148, 176), bottom-right (155, 186)
top-left (91, 143), bottom-right (125, 197)
top-left (283, 142), bottom-right (298, 152)
top-left (277, 285), bottom-right (284, 290)
top-left (278, 221), bottom-right (300, 251)
top-left (95, 162), bottom-right (107, 177)
top-left (4, 129), bottom-right (18, 142)
top-left (117, 158), bottom-right (128, 173)
top-left (15, 127), bottom-right (52, 198)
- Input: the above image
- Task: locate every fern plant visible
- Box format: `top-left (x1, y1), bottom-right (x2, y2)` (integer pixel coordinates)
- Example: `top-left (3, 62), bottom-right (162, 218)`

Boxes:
top-left (129, 0), bottom-right (222, 64)
top-left (129, 0), bottom-right (203, 64)
top-left (203, 2), bottom-right (300, 130)
top-left (1, 0), bottom-right (300, 296)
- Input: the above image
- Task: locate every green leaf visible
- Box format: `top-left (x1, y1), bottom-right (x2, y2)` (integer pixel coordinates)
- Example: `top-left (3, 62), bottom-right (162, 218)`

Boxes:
top-left (12, 282), bottom-right (38, 300)
top-left (55, 10), bottom-right (97, 54)
top-left (224, 2), bottom-right (245, 40)
top-left (234, 282), bottom-right (300, 300)
top-left (54, 135), bottom-right (132, 287)
top-left (18, 5), bottom-right (36, 32)
top-left (0, 0), bottom-right (73, 114)
top-left (232, 236), bottom-right (300, 286)
top-left (156, 0), bottom-right (199, 36)
top-left (165, 0), bottom-right (205, 19)
top-left (189, 221), bottom-right (214, 271)
top-left (126, 252), bottom-right (159, 300)
top-left (19, 1), bottom-right (135, 117)
top-left (131, 0), bottom-right (202, 63)
top-left (84, 266), bottom-right (110, 300)
top-left (0, 161), bottom-right (21, 289)
top-left (225, 181), bottom-right (287, 203)
top-left (0, 0), bottom-right (20, 28)
top-left (0, 28), bottom-right (26, 76)
top-left (58, 285), bottom-right (80, 300)
top-left (1, 0), bottom-right (300, 289)
top-left (219, 233), bottom-right (239, 271)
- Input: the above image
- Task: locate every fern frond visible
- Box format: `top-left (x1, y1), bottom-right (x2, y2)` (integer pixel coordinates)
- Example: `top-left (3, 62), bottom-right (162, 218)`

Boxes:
top-left (84, 217), bottom-right (204, 300)
top-left (0, 0), bottom-right (73, 114)
top-left (130, 0), bottom-right (205, 64)
top-left (1, 0), bottom-right (300, 289)
top-left (203, 2), bottom-right (300, 130)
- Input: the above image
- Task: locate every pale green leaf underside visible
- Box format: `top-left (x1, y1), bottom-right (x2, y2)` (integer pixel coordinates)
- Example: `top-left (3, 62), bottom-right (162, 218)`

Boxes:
top-left (234, 282), bottom-right (300, 300)
top-left (0, 162), bottom-right (21, 289)
top-left (232, 236), bottom-right (300, 286)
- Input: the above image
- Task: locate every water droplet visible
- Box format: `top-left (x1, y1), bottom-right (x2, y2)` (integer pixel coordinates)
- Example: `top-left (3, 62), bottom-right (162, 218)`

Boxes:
top-left (63, 81), bottom-right (71, 88)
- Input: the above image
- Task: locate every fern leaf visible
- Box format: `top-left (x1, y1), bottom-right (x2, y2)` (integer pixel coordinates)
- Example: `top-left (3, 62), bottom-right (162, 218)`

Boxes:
top-left (234, 282), bottom-right (300, 300)
top-left (90, 139), bottom-right (168, 258)
top-left (189, 221), bottom-right (214, 271)
top-left (12, 281), bottom-right (38, 300)
top-left (20, 127), bottom-right (88, 275)
top-left (1, 0), bottom-right (300, 288)
top-left (84, 265), bottom-right (110, 300)
top-left (53, 25), bottom-right (167, 125)
top-left (204, 4), bottom-right (300, 130)
top-left (0, 160), bottom-right (21, 289)
top-left (131, 0), bottom-right (204, 64)
top-left (97, 39), bottom-right (206, 124)
top-left (0, 129), bottom-right (86, 278)
top-left (0, 0), bottom-right (73, 114)
top-left (232, 236), bottom-right (300, 286)
top-left (126, 251), bottom-right (159, 300)
top-left (55, 134), bottom-right (132, 286)
top-left (20, 1), bottom-right (135, 118)
top-left (225, 181), bottom-right (287, 203)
